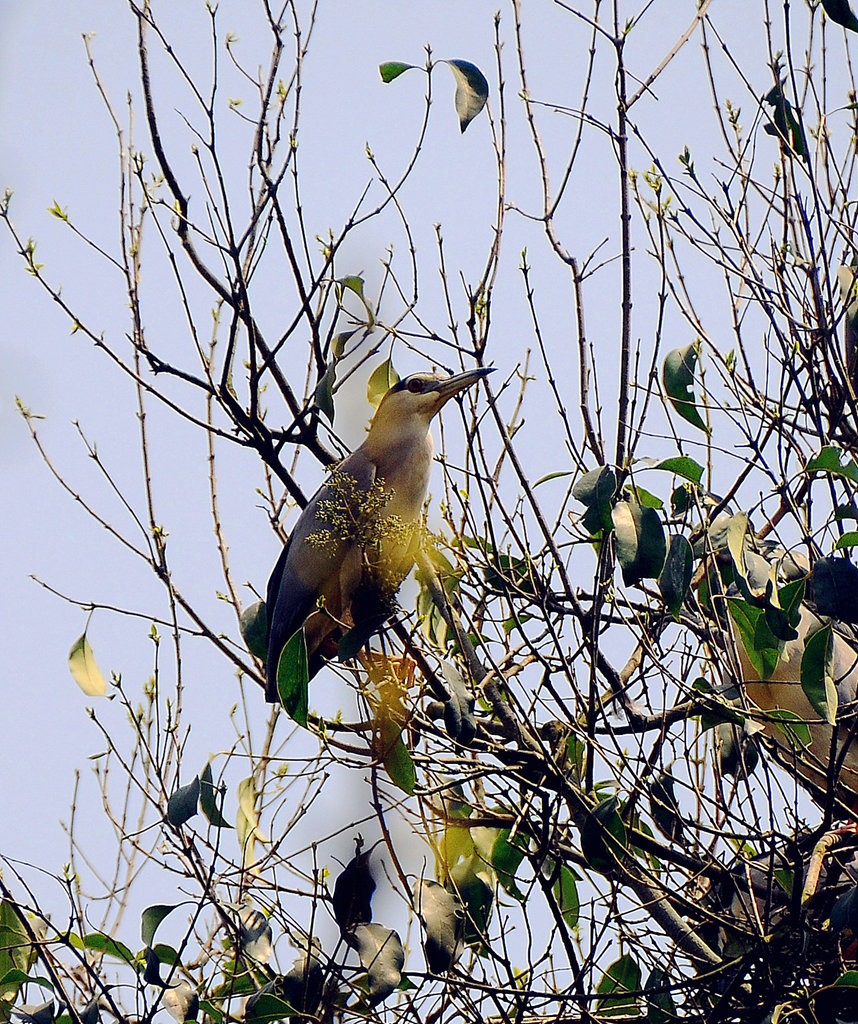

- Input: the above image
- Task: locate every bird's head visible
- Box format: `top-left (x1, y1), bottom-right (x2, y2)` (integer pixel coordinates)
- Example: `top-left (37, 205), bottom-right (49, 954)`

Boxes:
top-left (370, 367), bottom-right (495, 436)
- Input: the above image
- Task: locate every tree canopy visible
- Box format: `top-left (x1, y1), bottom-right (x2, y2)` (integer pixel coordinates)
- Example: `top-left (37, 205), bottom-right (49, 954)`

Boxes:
top-left (5, 2), bottom-right (858, 1022)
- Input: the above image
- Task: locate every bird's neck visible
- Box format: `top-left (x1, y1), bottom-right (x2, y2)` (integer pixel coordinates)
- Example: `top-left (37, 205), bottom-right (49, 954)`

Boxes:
top-left (361, 419), bottom-right (434, 514)
top-left (362, 414), bottom-right (434, 463)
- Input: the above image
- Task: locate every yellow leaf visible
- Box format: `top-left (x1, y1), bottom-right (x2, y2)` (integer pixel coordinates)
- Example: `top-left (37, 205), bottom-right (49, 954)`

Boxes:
top-left (236, 777), bottom-right (267, 871)
top-left (367, 358), bottom-right (400, 408)
top-left (68, 634), bottom-right (107, 696)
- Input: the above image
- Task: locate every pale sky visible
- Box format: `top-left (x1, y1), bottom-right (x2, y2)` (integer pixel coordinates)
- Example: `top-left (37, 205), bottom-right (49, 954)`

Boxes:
top-left (0, 0), bottom-right (793, 947)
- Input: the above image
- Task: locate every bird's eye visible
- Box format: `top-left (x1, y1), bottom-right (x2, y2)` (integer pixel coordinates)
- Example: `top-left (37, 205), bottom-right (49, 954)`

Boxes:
top-left (407, 378), bottom-right (425, 393)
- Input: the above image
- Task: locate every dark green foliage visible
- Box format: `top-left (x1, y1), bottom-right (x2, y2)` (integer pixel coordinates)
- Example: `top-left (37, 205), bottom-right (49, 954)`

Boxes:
top-left (199, 762), bottom-right (232, 829)
top-left (613, 501), bottom-right (667, 585)
top-left (810, 556), bottom-right (858, 622)
top-left (822, 0), bottom-right (858, 32)
top-left (333, 842), bottom-right (376, 936)
top-left (658, 534), bottom-right (693, 619)
top-left (581, 797), bottom-right (627, 873)
top-left (352, 924), bottom-right (405, 1005)
top-left (166, 776), bottom-right (200, 827)
top-left (239, 601), bottom-right (268, 661)
top-left (662, 345), bottom-right (709, 434)
top-left (801, 624), bottom-right (837, 725)
top-left (573, 465), bottom-right (617, 535)
top-left (276, 629), bottom-right (309, 727)
top-left (649, 774), bottom-right (684, 843)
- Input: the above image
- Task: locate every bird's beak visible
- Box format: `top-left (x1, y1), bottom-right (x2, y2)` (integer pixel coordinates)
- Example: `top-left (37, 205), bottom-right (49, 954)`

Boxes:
top-left (431, 366), bottom-right (496, 403)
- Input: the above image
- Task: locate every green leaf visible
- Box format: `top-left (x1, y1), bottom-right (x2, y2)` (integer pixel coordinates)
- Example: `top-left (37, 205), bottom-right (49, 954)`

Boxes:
top-left (330, 329), bottom-right (356, 361)
top-left (653, 456), bottom-right (704, 486)
top-left (612, 502), bottom-right (667, 585)
top-left (823, 0), bottom-right (858, 33)
top-left (151, 943), bottom-right (179, 968)
top-left (764, 576), bottom-right (805, 642)
top-left (766, 708), bottom-right (812, 749)
top-left (834, 531), bottom-right (858, 550)
top-left (197, 1001), bottom-right (224, 1023)
top-left (670, 483), bottom-right (692, 515)
top-left (0, 900), bottom-right (32, 1012)
top-left (831, 888), bottom-right (858, 933)
top-left (805, 445), bottom-right (858, 483)
top-left (646, 968), bottom-right (677, 1024)
top-left (724, 512), bottom-right (768, 604)
top-left (834, 969), bottom-right (858, 987)
top-left (534, 470), bottom-right (573, 487)
top-left (658, 535), bottom-right (693, 620)
top-left (367, 358), bottom-right (400, 408)
top-left (728, 599), bottom-right (782, 679)
top-left (333, 843), bottom-right (375, 935)
top-left (378, 718), bottom-right (416, 795)
top-left (596, 954), bottom-right (642, 1017)
top-left (566, 733), bottom-right (586, 781)
top-left (68, 633), bottom-right (107, 697)
top-left (414, 879), bottom-right (464, 973)
top-left (449, 855), bottom-right (493, 946)
top-left (483, 553), bottom-right (540, 598)
top-left (143, 945), bottom-right (164, 985)
top-left (47, 200), bottom-right (69, 222)
top-left (207, 964), bottom-right (257, 1001)
top-left (726, 599), bottom-right (761, 663)
top-left (628, 484), bottom-right (663, 510)
top-left (489, 830), bottom-right (527, 900)
top-left (80, 996), bottom-right (103, 1024)
top-left (244, 992), bottom-right (297, 1024)
top-left (551, 865), bottom-right (579, 930)
top-left (838, 266), bottom-right (858, 364)
top-left (314, 362), bottom-right (337, 424)
top-left (716, 722), bottom-right (760, 779)
top-left (335, 276), bottom-right (374, 328)
top-left (336, 275), bottom-right (365, 301)
top-left (445, 60), bottom-right (489, 132)
top-left (581, 796), bottom-right (627, 873)
top-left (649, 774), bottom-right (684, 842)
top-left (763, 80), bottom-right (807, 158)
top-left (75, 932), bottom-right (134, 963)
top-left (801, 625), bottom-right (837, 725)
top-left (352, 923), bottom-right (405, 1005)
top-left (166, 776), bottom-right (200, 827)
top-left (239, 601), bottom-right (267, 661)
top-left (573, 465), bottom-right (617, 535)
top-left (0, 970), bottom-right (52, 992)
top-left (6, 1000), bottom-right (55, 1024)
top-left (141, 904), bottom-right (179, 948)
top-left (236, 777), bottom-right (265, 871)
top-left (200, 761), bottom-right (232, 829)
top-left (662, 344), bottom-right (709, 434)
top-left (691, 513), bottom-right (732, 560)
top-left (276, 629), bottom-right (309, 728)
top-left (379, 61), bottom-right (416, 84)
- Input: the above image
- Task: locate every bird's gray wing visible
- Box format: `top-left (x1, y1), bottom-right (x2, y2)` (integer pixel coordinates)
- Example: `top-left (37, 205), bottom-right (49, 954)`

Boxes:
top-left (265, 452), bottom-right (377, 702)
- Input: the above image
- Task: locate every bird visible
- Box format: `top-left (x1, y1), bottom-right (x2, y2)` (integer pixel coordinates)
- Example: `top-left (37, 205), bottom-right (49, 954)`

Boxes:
top-left (265, 367), bottom-right (494, 702)
top-left (727, 544), bottom-right (858, 805)
top-left (735, 605), bottom-right (858, 803)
